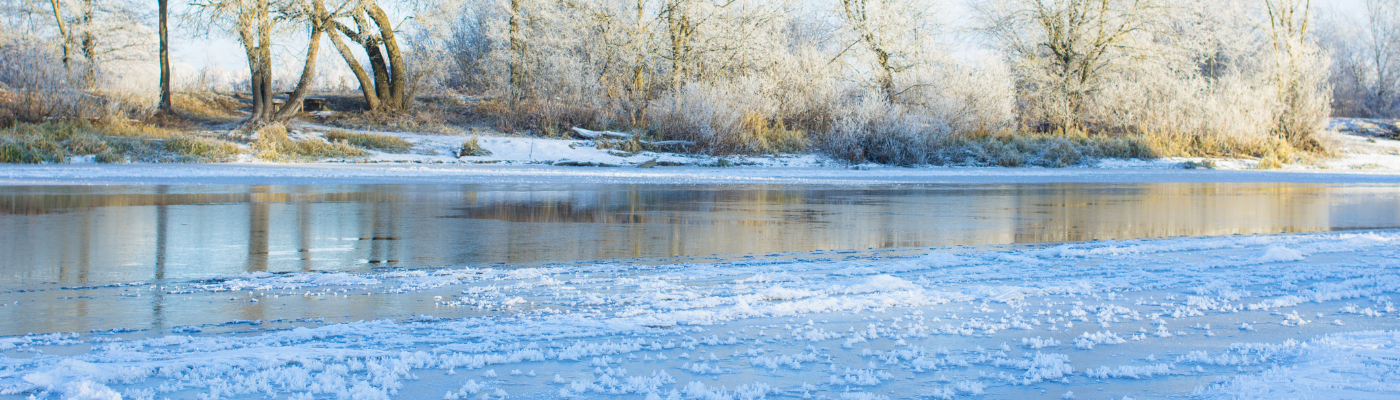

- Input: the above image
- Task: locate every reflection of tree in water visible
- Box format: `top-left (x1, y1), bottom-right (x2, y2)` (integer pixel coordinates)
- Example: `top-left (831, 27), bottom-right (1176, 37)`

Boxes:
top-left (0, 183), bottom-right (1394, 290)
top-left (0, 190), bottom-right (406, 216)
top-left (363, 197), bottom-right (402, 265)
top-left (297, 189), bottom-right (315, 271)
top-left (453, 188), bottom-right (823, 225)
top-left (1005, 183), bottom-right (1333, 243)
top-left (246, 187), bottom-right (271, 272)
top-left (153, 185), bottom-right (168, 331)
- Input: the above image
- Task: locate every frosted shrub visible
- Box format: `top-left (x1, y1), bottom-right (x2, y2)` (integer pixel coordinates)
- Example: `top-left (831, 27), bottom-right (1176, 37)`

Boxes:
top-left (647, 78), bottom-right (799, 155)
top-left (817, 95), bottom-right (943, 165)
top-left (0, 39), bottom-right (92, 122)
top-left (1320, 0), bottom-right (1400, 118)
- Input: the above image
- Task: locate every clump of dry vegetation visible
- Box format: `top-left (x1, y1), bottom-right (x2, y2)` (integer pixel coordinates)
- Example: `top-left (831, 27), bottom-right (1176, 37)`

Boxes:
top-left (164, 136), bottom-right (243, 161)
top-left (252, 124), bottom-right (368, 161)
top-left (170, 92), bottom-right (246, 123)
top-left (315, 96), bottom-right (470, 135)
top-left (0, 120), bottom-right (246, 163)
top-left (456, 136), bottom-right (491, 157)
top-left (323, 130), bottom-right (413, 153)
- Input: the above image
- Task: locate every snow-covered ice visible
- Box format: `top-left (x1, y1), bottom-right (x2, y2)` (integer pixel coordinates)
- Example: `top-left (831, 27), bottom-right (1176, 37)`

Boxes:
top-left (3, 230), bottom-right (1399, 398)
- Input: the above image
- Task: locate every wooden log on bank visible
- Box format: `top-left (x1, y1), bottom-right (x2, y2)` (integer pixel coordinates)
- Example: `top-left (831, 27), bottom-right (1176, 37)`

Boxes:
top-left (569, 127), bottom-right (697, 150)
top-left (571, 127), bottom-right (632, 139)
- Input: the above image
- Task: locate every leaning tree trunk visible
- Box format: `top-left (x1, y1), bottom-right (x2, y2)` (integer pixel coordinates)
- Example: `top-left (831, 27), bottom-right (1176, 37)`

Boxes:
top-left (365, 1), bottom-right (406, 110)
top-left (273, 0), bottom-right (325, 122)
top-left (351, 12), bottom-right (392, 103)
top-left (49, 0), bottom-right (71, 73)
top-left (328, 21), bottom-right (381, 111)
top-left (324, 2), bottom-right (409, 113)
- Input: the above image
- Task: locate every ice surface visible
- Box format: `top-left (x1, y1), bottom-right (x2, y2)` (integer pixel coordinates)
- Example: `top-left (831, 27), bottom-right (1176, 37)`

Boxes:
top-left (2, 231), bottom-right (1399, 398)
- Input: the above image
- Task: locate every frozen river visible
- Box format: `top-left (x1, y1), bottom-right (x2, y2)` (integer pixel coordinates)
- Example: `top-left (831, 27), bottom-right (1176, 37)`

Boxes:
top-left (2, 178), bottom-right (1400, 399)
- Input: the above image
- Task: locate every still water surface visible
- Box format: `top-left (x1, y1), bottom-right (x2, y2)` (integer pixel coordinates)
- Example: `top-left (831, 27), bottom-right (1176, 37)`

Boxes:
top-left (3, 182), bottom-right (1398, 286)
top-left (1, 182), bottom-right (1398, 335)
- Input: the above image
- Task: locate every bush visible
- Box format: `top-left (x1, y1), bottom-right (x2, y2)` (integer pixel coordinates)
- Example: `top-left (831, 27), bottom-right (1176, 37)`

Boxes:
top-left (323, 130), bottom-right (414, 153)
top-left (647, 79), bottom-right (806, 155)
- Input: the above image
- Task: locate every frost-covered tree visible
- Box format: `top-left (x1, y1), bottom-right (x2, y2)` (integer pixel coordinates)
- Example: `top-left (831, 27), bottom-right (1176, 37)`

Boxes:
top-left (836, 0), bottom-right (937, 104)
top-left (978, 0), bottom-right (1330, 154)
top-left (1261, 0), bottom-right (1329, 149)
top-left (1322, 0), bottom-right (1400, 118)
top-left (0, 0), bottom-right (155, 119)
top-left (191, 0), bottom-right (278, 125)
top-left (978, 0), bottom-right (1157, 130)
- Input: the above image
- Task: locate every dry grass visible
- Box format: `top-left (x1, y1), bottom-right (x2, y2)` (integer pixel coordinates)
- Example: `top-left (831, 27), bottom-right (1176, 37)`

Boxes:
top-left (740, 112), bottom-right (807, 155)
top-left (594, 137), bottom-right (644, 153)
top-left (253, 124), bottom-right (368, 161)
top-left (477, 97), bottom-right (610, 138)
top-left (323, 130), bottom-right (414, 153)
top-left (0, 120), bottom-right (246, 163)
top-left (164, 136), bottom-right (242, 162)
top-left (929, 129), bottom-right (1158, 167)
top-left (171, 92), bottom-right (246, 122)
top-left (317, 97), bottom-right (468, 135)
top-left (457, 136), bottom-right (491, 157)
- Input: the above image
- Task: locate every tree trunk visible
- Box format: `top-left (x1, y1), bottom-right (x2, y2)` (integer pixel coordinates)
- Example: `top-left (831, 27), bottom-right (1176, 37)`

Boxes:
top-left (49, 0), bottom-right (70, 73)
top-left (351, 11), bottom-right (392, 104)
top-left (840, 0), bottom-right (898, 104)
top-left (365, 2), bottom-right (406, 109)
top-left (329, 22), bottom-right (381, 111)
top-left (258, 0), bottom-right (274, 123)
top-left (508, 0), bottom-right (524, 91)
top-left (79, 0), bottom-right (96, 88)
top-left (874, 47), bottom-right (895, 104)
top-left (158, 0), bottom-right (172, 114)
top-left (665, 0), bottom-right (693, 89)
top-left (240, 25), bottom-right (264, 122)
top-left (239, 0), bottom-right (274, 128)
top-left (273, 0), bottom-right (325, 122)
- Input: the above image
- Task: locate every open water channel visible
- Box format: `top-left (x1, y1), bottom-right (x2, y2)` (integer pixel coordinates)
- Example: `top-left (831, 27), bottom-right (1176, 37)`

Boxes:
top-left (2, 182), bottom-right (1399, 336)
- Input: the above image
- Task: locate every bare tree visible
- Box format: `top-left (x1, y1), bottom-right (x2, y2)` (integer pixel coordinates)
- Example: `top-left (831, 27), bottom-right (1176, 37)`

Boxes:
top-left (1361, 0), bottom-right (1399, 113)
top-left (981, 0), bottom-right (1155, 129)
top-left (189, 0), bottom-right (281, 126)
top-left (1324, 0), bottom-right (1400, 117)
top-left (837, 0), bottom-right (928, 104)
top-left (39, 0), bottom-right (149, 89)
top-left (1263, 0), bottom-right (1329, 148)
